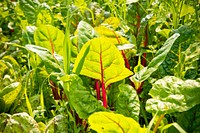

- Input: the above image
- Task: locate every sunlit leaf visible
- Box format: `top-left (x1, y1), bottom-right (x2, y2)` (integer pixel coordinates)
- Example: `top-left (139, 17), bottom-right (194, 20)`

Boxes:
top-left (88, 112), bottom-right (148, 133)
top-left (34, 25), bottom-right (65, 56)
top-left (94, 26), bottom-right (129, 44)
top-left (180, 4), bottom-right (195, 18)
top-left (102, 17), bottom-right (120, 30)
top-left (73, 37), bottom-right (133, 87)
top-left (146, 76), bottom-right (200, 114)
top-left (0, 82), bottom-right (22, 112)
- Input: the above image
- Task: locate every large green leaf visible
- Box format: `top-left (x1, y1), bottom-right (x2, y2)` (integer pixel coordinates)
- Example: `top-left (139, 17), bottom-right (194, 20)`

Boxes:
top-left (0, 112), bottom-right (40, 133)
top-left (19, 0), bottom-right (40, 24)
top-left (76, 21), bottom-right (97, 51)
top-left (146, 76), bottom-right (200, 114)
top-left (45, 115), bottom-right (68, 133)
top-left (161, 25), bottom-right (195, 76)
top-left (61, 74), bottom-right (105, 119)
top-left (130, 33), bottom-right (180, 85)
top-left (34, 25), bottom-right (65, 56)
top-left (25, 44), bottom-right (63, 74)
top-left (0, 82), bottom-right (22, 112)
top-left (88, 112), bottom-right (148, 133)
top-left (73, 37), bottom-right (133, 87)
top-left (116, 84), bottom-right (140, 122)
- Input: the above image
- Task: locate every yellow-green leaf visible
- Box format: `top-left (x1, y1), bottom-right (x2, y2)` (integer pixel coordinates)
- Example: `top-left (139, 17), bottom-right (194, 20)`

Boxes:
top-left (102, 17), bottom-right (120, 30)
top-left (73, 37), bottom-right (132, 87)
top-left (34, 25), bottom-right (65, 56)
top-left (88, 112), bottom-right (148, 133)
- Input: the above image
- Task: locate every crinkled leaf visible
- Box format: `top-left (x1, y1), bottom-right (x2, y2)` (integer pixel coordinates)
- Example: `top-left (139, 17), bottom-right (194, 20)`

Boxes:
top-left (146, 76), bottom-right (200, 114)
top-left (88, 112), bottom-right (148, 133)
top-left (131, 33), bottom-right (180, 84)
top-left (73, 37), bottom-right (133, 87)
top-left (34, 25), bottom-right (65, 56)
top-left (0, 82), bottom-right (22, 112)
top-left (64, 74), bottom-right (105, 119)
top-left (45, 115), bottom-right (68, 132)
top-left (26, 44), bottom-right (63, 74)
top-left (19, 0), bottom-right (40, 24)
top-left (116, 84), bottom-right (140, 122)
top-left (0, 112), bottom-right (40, 133)
top-left (161, 25), bottom-right (195, 76)
top-left (76, 21), bottom-right (97, 51)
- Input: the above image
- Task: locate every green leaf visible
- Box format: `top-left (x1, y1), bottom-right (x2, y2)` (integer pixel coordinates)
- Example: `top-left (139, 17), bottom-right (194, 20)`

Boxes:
top-left (45, 115), bottom-right (68, 133)
top-left (19, 0), bottom-right (40, 24)
top-left (146, 76), bottom-right (200, 114)
top-left (64, 74), bottom-right (105, 119)
top-left (73, 37), bottom-right (133, 87)
top-left (116, 84), bottom-right (140, 122)
top-left (102, 17), bottom-right (121, 30)
top-left (88, 112), bottom-right (148, 133)
top-left (0, 82), bottom-right (22, 112)
top-left (76, 21), bottom-right (97, 51)
top-left (34, 25), bottom-right (65, 56)
top-left (131, 33), bottom-right (180, 84)
top-left (25, 44), bottom-right (63, 74)
top-left (94, 26), bottom-right (129, 44)
top-left (0, 112), bottom-right (40, 133)
top-left (161, 25), bottom-right (195, 76)
top-left (175, 42), bottom-right (200, 78)
top-left (180, 4), bottom-right (195, 18)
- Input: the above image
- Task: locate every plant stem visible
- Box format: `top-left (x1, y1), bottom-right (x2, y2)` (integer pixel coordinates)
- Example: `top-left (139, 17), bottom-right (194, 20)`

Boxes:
top-left (122, 51), bottom-right (130, 69)
top-left (100, 44), bottom-right (107, 108)
top-left (95, 80), bottom-right (101, 100)
top-left (153, 114), bottom-right (165, 133)
top-left (102, 81), bottom-right (107, 108)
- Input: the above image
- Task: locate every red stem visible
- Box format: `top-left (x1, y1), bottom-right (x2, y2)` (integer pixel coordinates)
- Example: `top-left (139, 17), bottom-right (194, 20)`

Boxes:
top-left (95, 80), bottom-right (101, 100)
top-left (121, 51), bottom-right (130, 69)
top-left (100, 45), bottom-right (107, 108)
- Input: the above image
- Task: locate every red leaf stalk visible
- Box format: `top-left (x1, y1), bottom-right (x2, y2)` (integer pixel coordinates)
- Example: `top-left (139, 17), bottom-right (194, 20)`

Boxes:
top-left (100, 45), bottom-right (107, 108)
top-left (95, 80), bottom-right (101, 100)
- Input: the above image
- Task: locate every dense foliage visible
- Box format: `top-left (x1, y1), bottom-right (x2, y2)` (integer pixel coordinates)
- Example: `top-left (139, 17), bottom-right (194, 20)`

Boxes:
top-left (0, 0), bottom-right (200, 132)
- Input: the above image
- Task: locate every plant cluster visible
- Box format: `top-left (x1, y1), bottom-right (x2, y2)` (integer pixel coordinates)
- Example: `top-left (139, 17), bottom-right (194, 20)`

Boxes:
top-left (0, 0), bottom-right (200, 132)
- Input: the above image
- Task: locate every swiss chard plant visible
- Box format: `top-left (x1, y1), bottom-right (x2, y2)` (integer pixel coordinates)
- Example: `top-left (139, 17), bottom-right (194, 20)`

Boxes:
top-left (0, 0), bottom-right (200, 133)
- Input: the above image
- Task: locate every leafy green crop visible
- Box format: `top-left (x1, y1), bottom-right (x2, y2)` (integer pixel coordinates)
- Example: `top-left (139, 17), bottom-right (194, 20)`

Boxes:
top-left (0, 0), bottom-right (200, 132)
top-left (146, 76), bottom-right (200, 114)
